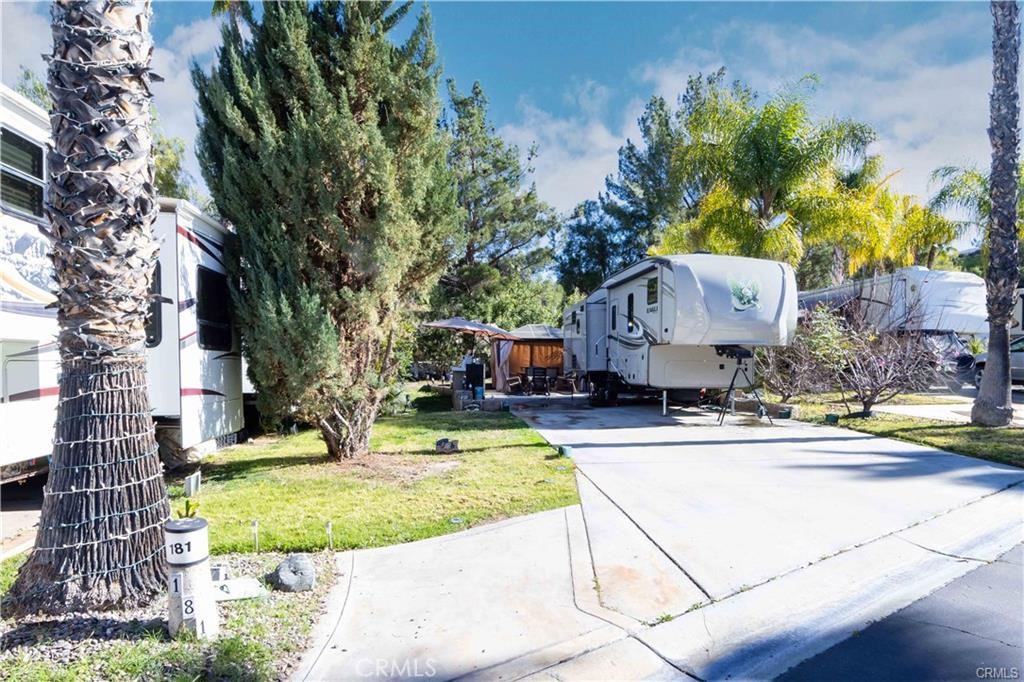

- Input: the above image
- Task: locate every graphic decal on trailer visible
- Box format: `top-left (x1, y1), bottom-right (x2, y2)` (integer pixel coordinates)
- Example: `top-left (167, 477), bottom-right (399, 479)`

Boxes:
top-left (729, 277), bottom-right (762, 312)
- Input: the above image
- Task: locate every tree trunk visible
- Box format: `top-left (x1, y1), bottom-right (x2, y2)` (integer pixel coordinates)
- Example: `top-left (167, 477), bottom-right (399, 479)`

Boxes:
top-left (6, 359), bottom-right (169, 613)
top-left (830, 245), bottom-right (847, 285)
top-left (319, 399), bottom-right (380, 459)
top-left (926, 244), bottom-right (938, 269)
top-left (5, 0), bottom-right (168, 615)
top-left (974, 0), bottom-right (1021, 427)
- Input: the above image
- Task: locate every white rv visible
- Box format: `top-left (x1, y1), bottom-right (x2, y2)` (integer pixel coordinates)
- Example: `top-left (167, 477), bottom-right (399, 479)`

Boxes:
top-left (1, 85), bottom-right (242, 483)
top-left (563, 254), bottom-right (798, 403)
top-left (798, 267), bottom-right (989, 338)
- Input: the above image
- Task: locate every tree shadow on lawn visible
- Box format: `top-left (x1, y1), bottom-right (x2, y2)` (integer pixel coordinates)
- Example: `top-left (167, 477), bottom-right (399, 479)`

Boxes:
top-left (378, 413), bottom-right (533, 433)
top-left (186, 443), bottom-right (558, 485)
top-left (165, 453), bottom-right (328, 487)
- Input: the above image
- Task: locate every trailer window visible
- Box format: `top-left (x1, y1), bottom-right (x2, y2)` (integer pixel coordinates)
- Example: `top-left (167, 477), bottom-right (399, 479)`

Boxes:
top-left (197, 266), bottom-right (232, 351)
top-left (627, 293), bottom-right (634, 330)
top-left (611, 305), bottom-right (617, 331)
top-left (647, 277), bottom-right (658, 305)
top-left (145, 262), bottom-right (162, 347)
top-left (1, 128), bottom-right (45, 219)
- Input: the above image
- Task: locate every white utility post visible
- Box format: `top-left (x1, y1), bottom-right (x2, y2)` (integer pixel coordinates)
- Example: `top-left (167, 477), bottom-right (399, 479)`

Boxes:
top-left (662, 389), bottom-right (668, 416)
top-left (165, 517), bottom-right (219, 639)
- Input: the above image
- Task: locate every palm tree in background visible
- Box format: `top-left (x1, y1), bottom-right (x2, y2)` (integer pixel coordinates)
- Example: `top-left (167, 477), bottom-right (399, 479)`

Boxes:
top-left (6, 0), bottom-right (169, 614)
top-left (657, 78), bottom-right (875, 264)
top-left (972, 0), bottom-right (1021, 427)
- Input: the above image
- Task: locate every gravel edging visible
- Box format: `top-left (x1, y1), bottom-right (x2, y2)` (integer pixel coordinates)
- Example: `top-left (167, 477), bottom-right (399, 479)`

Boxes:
top-left (0, 551), bottom-right (337, 681)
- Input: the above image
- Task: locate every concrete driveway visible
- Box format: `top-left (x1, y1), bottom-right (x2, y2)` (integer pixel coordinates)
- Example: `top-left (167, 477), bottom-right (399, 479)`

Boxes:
top-left (297, 405), bottom-right (1023, 681)
top-left (519, 404), bottom-right (1023, 678)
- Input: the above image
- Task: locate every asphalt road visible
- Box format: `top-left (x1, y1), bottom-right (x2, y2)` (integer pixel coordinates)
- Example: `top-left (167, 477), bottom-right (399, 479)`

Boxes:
top-left (778, 543), bottom-right (1024, 682)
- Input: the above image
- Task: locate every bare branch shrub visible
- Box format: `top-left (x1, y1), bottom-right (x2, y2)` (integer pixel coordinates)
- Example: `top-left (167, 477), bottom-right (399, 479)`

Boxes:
top-left (757, 306), bottom-right (850, 402)
top-left (834, 304), bottom-right (935, 415)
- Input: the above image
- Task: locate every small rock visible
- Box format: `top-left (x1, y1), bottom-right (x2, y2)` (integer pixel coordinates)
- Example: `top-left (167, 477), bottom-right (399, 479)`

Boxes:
top-left (265, 554), bottom-right (316, 592)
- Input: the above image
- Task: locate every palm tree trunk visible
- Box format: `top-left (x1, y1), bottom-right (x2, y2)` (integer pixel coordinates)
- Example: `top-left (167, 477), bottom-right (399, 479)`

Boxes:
top-left (5, 0), bottom-right (169, 615)
top-left (974, 0), bottom-right (1022, 427)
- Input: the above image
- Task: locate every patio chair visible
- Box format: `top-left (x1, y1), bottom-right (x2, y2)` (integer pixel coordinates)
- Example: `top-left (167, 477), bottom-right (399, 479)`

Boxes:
top-left (528, 367), bottom-right (551, 396)
top-left (503, 371), bottom-right (526, 395)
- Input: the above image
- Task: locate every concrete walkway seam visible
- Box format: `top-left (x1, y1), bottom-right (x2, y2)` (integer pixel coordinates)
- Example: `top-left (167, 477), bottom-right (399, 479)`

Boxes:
top-left (573, 467), bottom-right (713, 602)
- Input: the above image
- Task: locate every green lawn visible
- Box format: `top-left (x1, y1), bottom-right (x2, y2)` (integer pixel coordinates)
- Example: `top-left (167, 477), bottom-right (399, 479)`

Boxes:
top-left (169, 407), bottom-right (578, 555)
top-left (2, 404), bottom-right (576, 681)
top-left (794, 402), bottom-right (1024, 468)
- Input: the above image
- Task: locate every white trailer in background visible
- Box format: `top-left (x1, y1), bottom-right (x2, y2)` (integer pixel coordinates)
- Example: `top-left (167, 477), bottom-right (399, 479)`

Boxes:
top-left (798, 266), bottom-right (989, 338)
top-left (1, 85), bottom-right (242, 483)
top-left (563, 253), bottom-right (798, 405)
top-left (147, 198), bottom-right (244, 464)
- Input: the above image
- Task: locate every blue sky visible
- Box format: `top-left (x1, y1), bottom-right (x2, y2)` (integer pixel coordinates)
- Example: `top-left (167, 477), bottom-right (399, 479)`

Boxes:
top-left (1, 1), bottom-right (995, 223)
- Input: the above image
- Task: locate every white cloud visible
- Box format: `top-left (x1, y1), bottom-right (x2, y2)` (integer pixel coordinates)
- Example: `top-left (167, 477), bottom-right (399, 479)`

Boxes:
top-left (500, 96), bottom-right (644, 214)
top-left (0, 2), bottom-right (50, 85)
top-left (514, 6), bottom-right (994, 226)
top-left (638, 8), bottom-right (994, 206)
top-left (151, 16), bottom-right (225, 193)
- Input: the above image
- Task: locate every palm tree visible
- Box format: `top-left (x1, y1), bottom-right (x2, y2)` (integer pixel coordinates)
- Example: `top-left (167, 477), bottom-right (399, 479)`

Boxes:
top-left (973, 0), bottom-right (1021, 427)
top-left (5, 0), bottom-right (169, 614)
top-left (658, 78), bottom-right (875, 264)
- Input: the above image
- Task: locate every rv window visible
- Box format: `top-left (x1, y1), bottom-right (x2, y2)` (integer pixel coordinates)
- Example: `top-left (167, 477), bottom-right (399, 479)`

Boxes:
top-left (145, 262), bottom-right (162, 347)
top-left (197, 266), bottom-right (232, 351)
top-left (627, 293), bottom-right (634, 330)
top-left (647, 277), bottom-right (658, 305)
top-left (1, 129), bottom-right (43, 179)
top-left (1, 170), bottom-right (43, 218)
top-left (1, 129), bottom-right (45, 219)
top-left (611, 305), bottom-right (617, 331)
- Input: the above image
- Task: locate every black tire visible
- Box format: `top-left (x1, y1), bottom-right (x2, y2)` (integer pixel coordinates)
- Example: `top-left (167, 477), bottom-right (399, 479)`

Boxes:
top-left (973, 365), bottom-right (985, 390)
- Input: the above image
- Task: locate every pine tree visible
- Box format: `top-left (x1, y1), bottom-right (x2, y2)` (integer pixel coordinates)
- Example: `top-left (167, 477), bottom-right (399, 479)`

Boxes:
top-left (600, 96), bottom-right (681, 262)
top-left (557, 200), bottom-right (625, 294)
top-left (445, 79), bottom-right (556, 275)
top-left (418, 78), bottom-right (562, 364)
top-left (193, 1), bottom-right (460, 458)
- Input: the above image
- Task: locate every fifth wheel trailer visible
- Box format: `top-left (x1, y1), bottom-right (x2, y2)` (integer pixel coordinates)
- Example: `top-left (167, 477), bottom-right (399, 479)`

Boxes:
top-left (563, 253), bottom-right (798, 403)
top-left (0, 199), bottom-right (243, 484)
top-left (2, 83), bottom-right (243, 483)
top-left (798, 266), bottom-right (989, 338)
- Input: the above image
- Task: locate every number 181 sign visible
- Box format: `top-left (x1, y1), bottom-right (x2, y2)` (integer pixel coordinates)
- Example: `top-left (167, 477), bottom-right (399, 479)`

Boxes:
top-left (165, 518), bottom-right (210, 565)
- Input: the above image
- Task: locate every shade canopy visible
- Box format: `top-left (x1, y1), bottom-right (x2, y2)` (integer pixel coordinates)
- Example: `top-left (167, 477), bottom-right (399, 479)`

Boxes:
top-left (422, 316), bottom-right (520, 340)
top-left (511, 324), bottom-right (563, 340)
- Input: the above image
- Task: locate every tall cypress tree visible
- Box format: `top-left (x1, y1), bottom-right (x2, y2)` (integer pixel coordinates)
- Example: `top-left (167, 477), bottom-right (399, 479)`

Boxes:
top-left (193, 1), bottom-right (459, 458)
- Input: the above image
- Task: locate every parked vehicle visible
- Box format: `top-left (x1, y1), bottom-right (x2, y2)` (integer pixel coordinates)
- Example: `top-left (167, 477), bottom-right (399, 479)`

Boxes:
top-left (799, 266), bottom-right (989, 339)
top-left (972, 336), bottom-right (1024, 389)
top-left (1, 85), bottom-right (242, 483)
top-left (562, 253), bottom-right (798, 405)
top-left (918, 330), bottom-right (977, 391)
